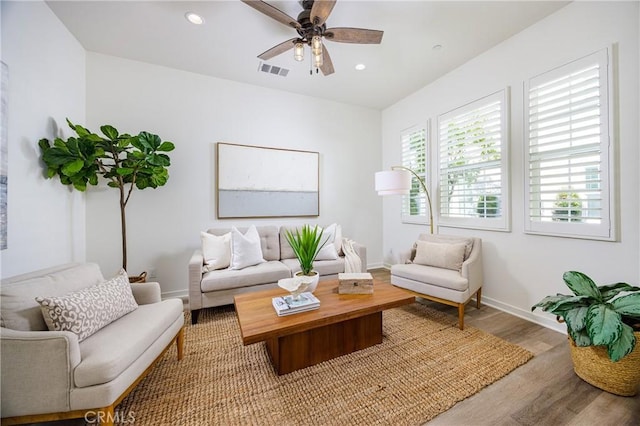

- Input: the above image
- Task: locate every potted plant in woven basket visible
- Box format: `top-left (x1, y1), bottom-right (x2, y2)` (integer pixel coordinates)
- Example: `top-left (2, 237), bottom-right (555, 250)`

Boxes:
top-left (39, 119), bottom-right (174, 282)
top-left (285, 225), bottom-right (328, 293)
top-left (532, 271), bottom-right (640, 396)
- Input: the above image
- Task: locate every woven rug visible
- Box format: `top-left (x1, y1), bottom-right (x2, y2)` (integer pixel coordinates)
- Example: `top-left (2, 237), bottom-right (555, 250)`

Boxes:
top-left (115, 304), bottom-right (533, 425)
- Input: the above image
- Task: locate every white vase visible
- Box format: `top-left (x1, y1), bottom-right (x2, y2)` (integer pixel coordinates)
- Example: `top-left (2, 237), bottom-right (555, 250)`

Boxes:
top-left (295, 271), bottom-right (320, 293)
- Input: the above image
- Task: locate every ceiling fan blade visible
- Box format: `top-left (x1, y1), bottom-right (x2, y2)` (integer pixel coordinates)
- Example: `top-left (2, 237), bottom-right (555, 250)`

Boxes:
top-left (325, 27), bottom-right (384, 44)
top-left (310, 0), bottom-right (336, 26)
top-left (241, 0), bottom-right (301, 29)
top-left (257, 38), bottom-right (298, 60)
top-left (320, 46), bottom-right (335, 76)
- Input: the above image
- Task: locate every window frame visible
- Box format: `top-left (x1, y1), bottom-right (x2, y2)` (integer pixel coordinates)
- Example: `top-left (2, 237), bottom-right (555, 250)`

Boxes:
top-left (523, 47), bottom-right (615, 241)
top-left (400, 123), bottom-right (430, 225)
top-left (436, 89), bottom-right (510, 231)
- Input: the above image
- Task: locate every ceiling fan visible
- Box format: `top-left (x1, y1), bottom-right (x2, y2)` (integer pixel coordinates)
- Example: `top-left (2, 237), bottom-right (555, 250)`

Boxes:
top-left (241, 0), bottom-right (383, 76)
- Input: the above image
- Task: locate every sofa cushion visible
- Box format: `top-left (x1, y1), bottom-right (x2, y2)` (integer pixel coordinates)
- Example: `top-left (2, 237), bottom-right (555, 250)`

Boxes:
top-left (74, 298), bottom-right (183, 388)
top-left (281, 257), bottom-right (346, 277)
top-left (411, 234), bottom-right (474, 262)
top-left (316, 223), bottom-right (339, 261)
top-left (201, 231), bottom-right (231, 271)
top-left (208, 226), bottom-right (280, 261)
top-left (1, 263), bottom-right (105, 331)
top-left (413, 241), bottom-right (466, 271)
top-left (35, 270), bottom-right (138, 342)
top-left (279, 226), bottom-right (298, 260)
top-left (230, 225), bottom-right (265, 270)
top-left (391, 263), bottom-right (468, 292)
top-left (200, 261), bottom-right (291, 292)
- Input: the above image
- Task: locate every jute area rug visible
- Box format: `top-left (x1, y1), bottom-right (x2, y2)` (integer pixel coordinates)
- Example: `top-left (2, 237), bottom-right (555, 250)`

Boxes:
top-left (116, 303), bottom-right (533, 426)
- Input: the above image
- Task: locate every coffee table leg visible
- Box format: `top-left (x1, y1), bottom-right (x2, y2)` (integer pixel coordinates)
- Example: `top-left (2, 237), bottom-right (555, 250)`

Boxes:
top-left (265, 312), bottom-right (383, 375)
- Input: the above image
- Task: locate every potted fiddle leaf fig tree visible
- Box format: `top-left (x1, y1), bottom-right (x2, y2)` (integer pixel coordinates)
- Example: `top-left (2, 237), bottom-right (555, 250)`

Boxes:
top-left (39, 119), bottom-right (175, 280)
top-left (532, 271), bottom-right (640, 396)
top-left (285, 224), bottom-right (328, 293)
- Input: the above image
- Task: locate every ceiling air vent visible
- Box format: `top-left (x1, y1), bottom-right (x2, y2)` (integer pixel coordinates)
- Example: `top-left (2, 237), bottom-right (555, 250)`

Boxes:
top-left (258, 62), bottom-right (289, 77)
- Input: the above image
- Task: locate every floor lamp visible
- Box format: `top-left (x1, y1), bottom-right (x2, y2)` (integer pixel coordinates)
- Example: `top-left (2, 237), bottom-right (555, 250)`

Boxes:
top-left (375, 166), bottom-right (434, 234)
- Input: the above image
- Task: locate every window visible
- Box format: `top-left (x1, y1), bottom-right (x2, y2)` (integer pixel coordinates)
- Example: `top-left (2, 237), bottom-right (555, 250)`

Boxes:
top-left (437, 90), bottom-right (509, 230)
top-left (525, 48), bottom-right (613, 240)
top-left (401, 125), bottom-right (428, 224)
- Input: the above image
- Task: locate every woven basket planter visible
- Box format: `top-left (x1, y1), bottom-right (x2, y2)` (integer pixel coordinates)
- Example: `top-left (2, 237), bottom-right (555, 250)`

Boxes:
top-left (568, 332), bottom-right (640, 396)
top-left (128, 271), bottom-right (147, 283)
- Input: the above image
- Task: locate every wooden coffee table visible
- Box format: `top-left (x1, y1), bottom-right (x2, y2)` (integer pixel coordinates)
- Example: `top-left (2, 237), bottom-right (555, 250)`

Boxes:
top-left (233, 279), bottom-right (415, 375)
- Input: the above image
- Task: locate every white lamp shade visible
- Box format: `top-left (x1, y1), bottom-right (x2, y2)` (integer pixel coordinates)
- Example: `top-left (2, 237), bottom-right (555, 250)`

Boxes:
top-left (375, 170), bottom-right (411, 195)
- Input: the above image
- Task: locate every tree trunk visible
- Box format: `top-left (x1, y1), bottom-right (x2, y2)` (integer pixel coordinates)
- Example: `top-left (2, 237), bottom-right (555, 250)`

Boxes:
top-left (120, 186), bottom-right (127, 271)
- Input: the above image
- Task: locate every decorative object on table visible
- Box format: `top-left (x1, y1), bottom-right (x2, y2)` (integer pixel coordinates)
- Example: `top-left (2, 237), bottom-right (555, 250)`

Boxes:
top-left (277, 277), bottom-right (310, 301)
top-left (338, 272), bottom-right (374, 295)
top-left (375, 165), bottom-right (434, 234)
top-left (241, 0), bottom-right (383, 76)
top-left (532, 270), bottom-right (640, 396)
top-left (216, 142), bottom-right (319, 218)
top-left (39, 119), bottom-right (174, 279)
top-left (272, 291), bottom-right (320, 316)
top-left (284, 224), bottom-right (328, 293)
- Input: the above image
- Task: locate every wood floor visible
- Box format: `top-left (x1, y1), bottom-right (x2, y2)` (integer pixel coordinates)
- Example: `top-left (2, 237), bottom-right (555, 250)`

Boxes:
top-left (369, 268), bottom-right (640, 426)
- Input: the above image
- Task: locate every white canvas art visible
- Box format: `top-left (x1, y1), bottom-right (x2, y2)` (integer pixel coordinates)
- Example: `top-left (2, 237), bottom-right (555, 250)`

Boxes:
top-left (216, 143), bottom-right (319, 218)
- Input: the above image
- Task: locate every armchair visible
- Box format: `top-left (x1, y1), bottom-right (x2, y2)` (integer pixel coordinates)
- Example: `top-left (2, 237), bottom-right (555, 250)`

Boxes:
top-left (391, 234), bottom-right (483, 330)
top-left (1, 263), bottom-right (185, 426)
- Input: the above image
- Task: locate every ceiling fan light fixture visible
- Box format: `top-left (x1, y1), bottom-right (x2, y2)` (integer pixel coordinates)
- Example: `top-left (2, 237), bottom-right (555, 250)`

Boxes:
top-left (313, 53), bottom-right (323, 68)
top-left (311, 35), bottom-right (323, 56)
top-left (294, 42), bottom-right (305, 62)
top-left (184, 12), bottom-right (204, 25)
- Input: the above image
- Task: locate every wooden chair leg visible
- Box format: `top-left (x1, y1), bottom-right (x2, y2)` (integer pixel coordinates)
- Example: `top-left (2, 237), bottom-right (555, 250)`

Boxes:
top-left (176, 327), bottom-right (185, 361)
top-left (476, 288), bottom-right (482, 309)
top-left (458, 303), bottom-right (465, 330)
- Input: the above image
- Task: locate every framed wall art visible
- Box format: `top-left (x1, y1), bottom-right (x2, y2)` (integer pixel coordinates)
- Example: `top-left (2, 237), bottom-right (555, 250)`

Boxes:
top-left (216, 142), bottom-right (319, 219)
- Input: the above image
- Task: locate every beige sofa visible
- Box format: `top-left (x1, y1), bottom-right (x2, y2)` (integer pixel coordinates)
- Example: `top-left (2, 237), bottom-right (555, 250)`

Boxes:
top-left (0, 263), bottom-right (185, 425)
top-left (391, 234), bottom-right (483, 330)
top-left (188, 225), bottom-right (367, 324)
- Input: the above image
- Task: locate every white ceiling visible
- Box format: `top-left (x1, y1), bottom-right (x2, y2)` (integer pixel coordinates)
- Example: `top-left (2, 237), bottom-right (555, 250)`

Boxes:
top-left (46, 0), bottom-right (569, 110)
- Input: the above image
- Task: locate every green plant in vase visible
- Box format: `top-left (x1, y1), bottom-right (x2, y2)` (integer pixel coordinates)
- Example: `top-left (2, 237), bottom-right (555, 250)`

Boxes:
top-left (285, 224), bottom-right (328, 292)
top-left (532, 271), bottom-right (640, 396)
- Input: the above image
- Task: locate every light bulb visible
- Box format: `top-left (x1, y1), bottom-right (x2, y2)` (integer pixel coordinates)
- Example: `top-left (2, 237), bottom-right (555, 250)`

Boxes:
top-left (314, 53), bottom-right (323, 68)
top-left (311, 36), bottom-right (323, 56)
top-left (294, 42), bottom-right (304, 62)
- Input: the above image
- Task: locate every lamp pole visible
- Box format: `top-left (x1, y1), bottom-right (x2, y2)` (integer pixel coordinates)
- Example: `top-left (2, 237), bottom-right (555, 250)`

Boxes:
top-left (391, 165), bottom-right (434, 234)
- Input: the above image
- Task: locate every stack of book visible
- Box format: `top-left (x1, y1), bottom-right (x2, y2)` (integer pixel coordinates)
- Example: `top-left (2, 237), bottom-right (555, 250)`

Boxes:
top-left (272, 292), bottom-right (320, 316)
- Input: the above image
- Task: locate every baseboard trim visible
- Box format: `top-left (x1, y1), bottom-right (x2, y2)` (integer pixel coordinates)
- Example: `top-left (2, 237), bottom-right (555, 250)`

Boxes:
top-left (162, 289), bottom-right (188, 304)
top-left (477, 295), bottom-right (567, 335)
top-left (367, 262), bottom-right (386, 270)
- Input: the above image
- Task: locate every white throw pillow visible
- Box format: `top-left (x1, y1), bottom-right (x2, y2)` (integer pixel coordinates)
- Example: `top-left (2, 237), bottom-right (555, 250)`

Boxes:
top-left (201, 231), bottom-right (231, 271)
top-left (334, 224), bottom-right (344, 256)
top-left (316, 223), bottom-right (339, 261)
top-left (413, 241), bottom-right (466, 271)
top-left (35, 269), bottom-right (138, 342)
top-left (230, 225), bottom-right (265, 270)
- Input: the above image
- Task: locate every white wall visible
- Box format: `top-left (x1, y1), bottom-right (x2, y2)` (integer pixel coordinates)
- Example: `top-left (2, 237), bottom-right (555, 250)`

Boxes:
top-left (0, 1), bottom-right (86, 278)
top-left (381, 1), bottom-right (639, 331)
top-left (85, 53), bottom-right (382, 297)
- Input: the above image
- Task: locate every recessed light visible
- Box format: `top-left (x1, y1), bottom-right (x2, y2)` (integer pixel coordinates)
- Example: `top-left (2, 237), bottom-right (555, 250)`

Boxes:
top-left (185, 12), bottom-right (204, 25)
top-left (355, 64), bottom-right (366, 71)
top-left (432, 44), bottom-right (443, 50)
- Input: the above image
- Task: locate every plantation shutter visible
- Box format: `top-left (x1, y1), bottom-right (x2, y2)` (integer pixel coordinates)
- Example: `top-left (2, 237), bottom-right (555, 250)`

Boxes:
top-left (437, 90), bottom-right (508, 230)
top-left (525, 48), bottom-right (612, 239)
top-left (401, 126), bottom-right (427, 223)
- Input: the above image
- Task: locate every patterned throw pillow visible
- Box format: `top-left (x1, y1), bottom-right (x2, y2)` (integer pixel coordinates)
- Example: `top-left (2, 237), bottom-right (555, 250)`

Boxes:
top-left (35, 270), bottom-right (138, 341)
